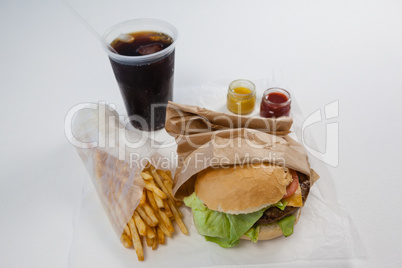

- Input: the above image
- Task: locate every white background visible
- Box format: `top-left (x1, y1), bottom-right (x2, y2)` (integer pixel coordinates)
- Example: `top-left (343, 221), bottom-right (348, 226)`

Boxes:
top-left (1, 0), bottom-right (401, 267)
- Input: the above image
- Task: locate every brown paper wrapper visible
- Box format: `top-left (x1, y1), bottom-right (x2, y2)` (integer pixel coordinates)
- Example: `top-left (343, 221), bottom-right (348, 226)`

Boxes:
top-left (165, 102), bottom-right (319, 200)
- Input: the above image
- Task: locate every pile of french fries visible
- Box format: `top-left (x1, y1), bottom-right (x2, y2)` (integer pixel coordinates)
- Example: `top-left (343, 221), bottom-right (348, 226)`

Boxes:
top-left (120, 164), bottom-right (188, 261)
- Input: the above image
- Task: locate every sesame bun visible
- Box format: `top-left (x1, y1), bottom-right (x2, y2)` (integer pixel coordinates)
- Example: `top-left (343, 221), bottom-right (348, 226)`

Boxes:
top-left (194, 163), bottom-right (292, 215)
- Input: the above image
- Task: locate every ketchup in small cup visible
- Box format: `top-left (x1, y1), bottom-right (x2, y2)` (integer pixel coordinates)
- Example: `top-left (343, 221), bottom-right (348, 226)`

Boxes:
top-left (260, 87), bottom-right (291, 118)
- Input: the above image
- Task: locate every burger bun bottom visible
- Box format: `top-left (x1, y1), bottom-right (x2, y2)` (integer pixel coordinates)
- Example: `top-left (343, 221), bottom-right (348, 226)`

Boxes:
top-left (240, 209), bottom-right (301, 241)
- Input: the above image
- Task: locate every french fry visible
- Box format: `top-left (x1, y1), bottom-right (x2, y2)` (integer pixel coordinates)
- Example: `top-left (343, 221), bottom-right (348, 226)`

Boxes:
top-left (166, 195), bottom-right (183, 218)
top-left (145, 235), bottom-right (153, 247)
top-left (147, 179), bottom-right (167, 208)
top-left (157, 169), bottom-right (174, 199)
top-left (162, 200), bottom-right (173, 218)
top-left (168, 199), bottom-right (188, 235)
top-left (128, 218), bottom-right (144, 261)
top-left (150, 167), bottom-right (175, 202)
top-left (144, 162), bottom-right (151, 169)
top-left (140, 171), bottom-right (153, 181)
top-left (133, 211), bottom-right (146, 236)
top-left (153, 191), bottom-right (165, 208)
top-left (147, 190), bottom-right (159, 211)
top-left (124, 224), bottom-right (131, 238)
top-left (157, 226), bottom-right (165, 245)
top-left (155, 213), bottom-right (172, 237)
top-left (136, 206), bottom-right (157, 227)
top-left (163, 179), bottom-right (174, 202)
top-left (158, 209), bottom-right (174, 234)
top-left (120, 231), bottom-right (133, 248)
top-left (139, 189), bottom-right (146, 206)
top-left (144, 180), bottom-right (167, 199)
top-left (122, 164), bottom-right (189, 260)
top-left (156, 170), bottom-right (179, 209)
top-left (141, 162), bottom-right (151, 172)
top-left (157, 169), bottom-right (173, 183)
top-left (146, 226), bottom-right (156, 239)
top-left (152, 237), bottom-right (158, 250)
top-left (142, 203), bottom-right (159, 226)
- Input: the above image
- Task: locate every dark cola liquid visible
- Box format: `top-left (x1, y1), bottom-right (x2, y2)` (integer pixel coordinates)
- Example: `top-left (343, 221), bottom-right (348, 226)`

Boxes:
top-left (109, 31), bottom-right (174, 131)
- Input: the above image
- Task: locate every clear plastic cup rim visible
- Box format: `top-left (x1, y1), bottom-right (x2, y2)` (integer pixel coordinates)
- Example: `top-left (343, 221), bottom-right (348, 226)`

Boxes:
top-left (103, 18), bottom-right (178, 65)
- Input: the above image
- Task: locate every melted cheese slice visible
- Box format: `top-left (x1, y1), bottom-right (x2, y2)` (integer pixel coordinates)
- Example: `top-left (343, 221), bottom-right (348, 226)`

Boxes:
top-left (283, 183), bottom-right (303, 207)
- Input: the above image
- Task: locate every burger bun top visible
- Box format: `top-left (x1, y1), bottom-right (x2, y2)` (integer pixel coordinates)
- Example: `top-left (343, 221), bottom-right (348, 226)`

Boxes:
top-left (195, 163), bottom-right (292, 215)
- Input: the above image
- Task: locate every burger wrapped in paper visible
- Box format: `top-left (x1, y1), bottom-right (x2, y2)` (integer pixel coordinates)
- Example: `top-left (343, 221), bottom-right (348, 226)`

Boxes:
top-left (165, 102), bottom-right (319, 248)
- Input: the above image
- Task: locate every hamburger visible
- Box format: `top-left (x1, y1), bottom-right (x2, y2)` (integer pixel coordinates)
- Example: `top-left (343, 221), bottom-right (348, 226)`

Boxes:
top-left (183, 163), bottom-right (311, 248)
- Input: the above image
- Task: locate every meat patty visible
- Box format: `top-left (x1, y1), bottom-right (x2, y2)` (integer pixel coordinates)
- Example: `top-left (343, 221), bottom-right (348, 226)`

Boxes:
top-left (255, 172), bottom-right (310, 225)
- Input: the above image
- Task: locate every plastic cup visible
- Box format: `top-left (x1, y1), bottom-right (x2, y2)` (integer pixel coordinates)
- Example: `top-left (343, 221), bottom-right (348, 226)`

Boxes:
top-left (103, 18), bottom-right (178, 131)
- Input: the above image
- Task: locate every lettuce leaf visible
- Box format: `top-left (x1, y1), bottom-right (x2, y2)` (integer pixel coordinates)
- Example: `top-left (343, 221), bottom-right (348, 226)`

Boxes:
top-left (184, 193), bottom-right (296, 247)
top-left (183, 192), bottom-right (265, 248)
top-left (275, 200), bottom-right (288, 211)
top-left (244, 225), bottom-right (260, 243)
top-left (277, 215), bottom-right (296, 237)
top-left (205, 236), bottom-right (240, 248)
